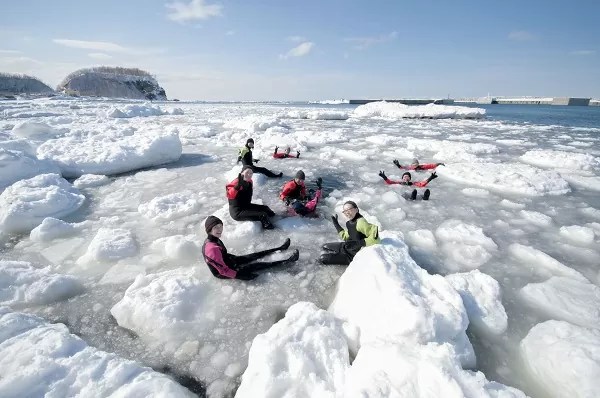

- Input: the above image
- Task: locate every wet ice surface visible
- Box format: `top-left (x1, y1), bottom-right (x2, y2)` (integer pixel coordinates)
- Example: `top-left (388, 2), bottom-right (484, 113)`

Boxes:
top-left (1, 98), bottom-right (599, 397)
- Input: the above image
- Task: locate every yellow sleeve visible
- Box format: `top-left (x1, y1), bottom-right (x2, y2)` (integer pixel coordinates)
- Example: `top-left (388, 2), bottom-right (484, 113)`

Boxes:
top-left (338, 229), bottom-right (349, 241)
top-left (356, 218), bottom-right (380, 246)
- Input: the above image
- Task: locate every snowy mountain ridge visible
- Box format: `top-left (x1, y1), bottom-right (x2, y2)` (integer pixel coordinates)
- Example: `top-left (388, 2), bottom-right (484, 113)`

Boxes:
top-left (0, 72), bottom-right (54, 95)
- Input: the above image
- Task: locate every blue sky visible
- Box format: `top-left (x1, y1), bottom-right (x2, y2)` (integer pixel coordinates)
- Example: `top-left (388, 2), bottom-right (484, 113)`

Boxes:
top-left (1, 0), bottom-right (599, 100)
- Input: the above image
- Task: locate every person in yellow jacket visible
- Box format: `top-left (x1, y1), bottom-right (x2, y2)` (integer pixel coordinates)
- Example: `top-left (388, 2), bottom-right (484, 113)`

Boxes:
top-left (319, 200), bottom-right (380, 265)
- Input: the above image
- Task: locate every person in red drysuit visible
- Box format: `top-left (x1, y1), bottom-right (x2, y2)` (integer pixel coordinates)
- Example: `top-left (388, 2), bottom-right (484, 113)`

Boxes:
top-left (273, 146), bottom-right (300, 159)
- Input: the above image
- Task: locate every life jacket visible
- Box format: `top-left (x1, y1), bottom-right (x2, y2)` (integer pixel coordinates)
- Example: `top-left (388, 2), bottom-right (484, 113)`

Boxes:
top-left (226, 178), bottom-right (253, 207)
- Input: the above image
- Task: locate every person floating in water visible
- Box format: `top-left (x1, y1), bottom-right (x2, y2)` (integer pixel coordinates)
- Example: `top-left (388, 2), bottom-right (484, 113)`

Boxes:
top-left (227, 165), bottom-right (276, 229)
top-left (273, 146), bottom-right (300, 159)
top-left (202, 216), bottom-right (299, 280)
top-left (238, 138), bottom-right (283, 178)
top-left (378, 170), bottom-right (438, 200)
top-left (393, 158), bottom-right (445, 171)
top-left (319, 201), bottom-right (380, 265)
top-left (280, 170), bottom-right (323, 216)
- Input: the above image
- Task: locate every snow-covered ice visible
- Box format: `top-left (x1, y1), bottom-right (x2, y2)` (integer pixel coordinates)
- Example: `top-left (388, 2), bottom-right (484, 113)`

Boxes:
top-left (77, 228), bottom-right (138, 265)
top-left (0, 148), bottom-right (61, 190)
top-left (353, 101), bottom-right (486, 119)
top-left (521, 320), bottom-right (600, 398)
top-left (520, 149), bottom-right (599, 172)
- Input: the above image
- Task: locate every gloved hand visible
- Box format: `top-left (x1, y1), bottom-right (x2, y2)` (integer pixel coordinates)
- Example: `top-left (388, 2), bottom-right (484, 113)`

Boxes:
top-left (284, 197), bottom-right (291, 206)
top-left (427, 172), bottom-right (438, 182)
top-left (237, 156), bottom-right (241, 163)
top-left (316, 177), bottom-right (323, 189)
top-left (378, 170), bottom-right (387, 180)
top-left (393, 159), bottom-right (401, 168)
top-left (236, 271), bottom-right (258, 280)
top-left (235, 173), bottom-right (243, 189)
top-left (296, 151), bottom-right (301, 158)
top-left (331, 214), bottom-right (343, 233)
top-left (274, 146), bottom-right (279, 154)
top-left (253, 159), bottom-right (260, 164)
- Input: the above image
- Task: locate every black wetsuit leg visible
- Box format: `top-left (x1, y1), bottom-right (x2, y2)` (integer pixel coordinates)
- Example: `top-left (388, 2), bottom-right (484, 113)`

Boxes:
top-left (319, 242), bottom-right (352, 265)
top-left (251, 165), bottom-right (282, 178)
top-left (230, 204), bottom-right (274, 222)
top-left (322, 242), bottom-right (344, 252)
top-left (233, 250), bottom-right (299, 272)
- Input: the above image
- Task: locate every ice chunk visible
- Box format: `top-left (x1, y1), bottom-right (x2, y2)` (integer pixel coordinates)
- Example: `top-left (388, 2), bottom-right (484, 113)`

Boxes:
top-left (406, 229), bottom-right (437, 250)
top-left (150, 235), bottom-right (200, 261)
top-left (521, 320), bottom-right (600, 398)
top-left (37, 131), bottom-right (182, 178)
top-left (73, 174), bottom-right (110, 188)
top-left (138, 191), bottom-right (200, 223)
top-left (10, 121), bottom-right (59, 139)
top-left (0, 261), bottom-right (83, 306)
top-left (236, 302), bottom-right (352, 397)
top-left (508, 243), bottom-right (587, 282)
top-left (328, 235), bottom-right (471, 363)
top-left (435, 220), bottom-right (497, 271)
top-left (0, 148), bottom-right (61, 190)
top-left (446, 270), bottom-right (508, 336)
top-left (30, 217), bottom-right (77, 242)
top-left (223, 116), bottom-right (288, 132)
top-left (519, 210), bottom-right (553, 226)
top-left (77, 228), bottom-right (138, 265)
top-left (285, 110), bottom-right (349, 120)
top-left (462, 188), bottom-right (490, 197)
top-left (520, 149), bottom-right (599, 172)
top-left (520, 276), bottom-right (600, 329)
top-left (106, 103), bottom-right (175, 118)
top-left (559, 225), bottom-right (595, 245)
top-left (0, 309), bottom-right (194, 397)
top-left (0, 173), bottom-right (85, 234)
top-left (353, 101), bottom-right (486, 119)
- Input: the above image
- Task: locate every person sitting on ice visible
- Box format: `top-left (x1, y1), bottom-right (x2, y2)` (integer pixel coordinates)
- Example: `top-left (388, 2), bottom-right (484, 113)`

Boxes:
top-left (279, 170), bottom-right (323, 216)
top-left (237, 138), bottom-right (283, 178)
top-left (202, 216), bottom-right (299, 280)
top-left (378, 170), bottom-right (438, 200)
top-left (319, 201), bottom-right (380, 265)
top-left (273, 146), bottom-right (300, 159)
top-left (227, 165), bottom-right (276, 229)
top-left (393, 158), bottom-right (445, 171)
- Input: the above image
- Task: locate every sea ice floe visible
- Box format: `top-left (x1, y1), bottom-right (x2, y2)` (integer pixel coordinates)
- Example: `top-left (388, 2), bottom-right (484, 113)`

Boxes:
top-left (520, 149), bottom-right (599, 172)
top-left (0, 148), bottom-right (61, 190)
top-left (434, 220), bottom-right (497, 271)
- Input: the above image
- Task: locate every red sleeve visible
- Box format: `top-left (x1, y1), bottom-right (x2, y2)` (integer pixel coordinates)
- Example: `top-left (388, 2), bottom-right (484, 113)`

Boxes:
top-left (280, 180), bottom-right (296, 200)
top-left (273, 153), bottom-right (286, 158)
top-left (383, 178), bottom-right (403, 185)
top-left (418, 164), bottom-right (438, 170)
top-left (414, 180), bottom-right (429, 187)
top-left (204, 242), bottom-right (237, 278)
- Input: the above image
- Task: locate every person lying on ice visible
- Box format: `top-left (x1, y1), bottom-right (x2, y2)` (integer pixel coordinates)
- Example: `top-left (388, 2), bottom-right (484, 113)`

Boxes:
top-left (393, 158), bottom-right (445, 171)
top-left (202, 216), bottom-right (299, 280)
top-left (319, 201), bottom-right (380, 265)
top-left (273, 146), bottom-right (300, 159)
top-left (378, 170), bottom-right (438, 201)
top-left (237, 138), bottom-right (283, 178)
top-left (227, 165), bottom-right (276, 229)
top-left (280, 170), bottom-right (323, 216)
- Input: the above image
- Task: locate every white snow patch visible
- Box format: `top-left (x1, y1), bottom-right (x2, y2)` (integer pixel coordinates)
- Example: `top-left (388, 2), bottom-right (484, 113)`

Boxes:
top-left (508, 243), bottom-right (587, 282)
top-left (106, 103), bottom-right (182, 118)
top-left (150, 235), bottom-right (200, 261)
top-left (285, 110), bottom-right (349, 120)
top-left (73, 174), bottom-right (110, 188)
top-left (519, 210), bottom-right (553, 226)
top-left (353, 101), bottom-right (486, 119)
top-left (77, 228), bottom-right (138, 265)
top-left (520, 149), bottom-right (599, 172)
top-left (435, 220), bottom-right (497, 271)
top-left (10, 121), bottom-right (59, 139)
top-left (30, 217), bottom-right (77, 242)
top-left (559, 225), bottom-right (595, 245)
top-left (0, 148), bottom-right (61, 190)
top-left (138, 191), bottom-right (200, 223)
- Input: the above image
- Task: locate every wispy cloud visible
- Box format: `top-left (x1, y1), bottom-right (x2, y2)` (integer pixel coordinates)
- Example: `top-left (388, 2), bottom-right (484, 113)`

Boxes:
top-left (166, 0), bottom-right (222, 23)
top-left (53, 39), bottom-right (165, 56)
top-left (508, 30), bottom-right (536, 41)
top-left (88, 52), bottom-right (113, 60)
top-left (287, 36), bottom-right (306, 43)
top-left (570, 50), bottom-right (596, 56)
top-left (279, 42), bottom-right (314, 60)
top-left (53, 39), bottom-right (128, 53)
top-left (345, 31), bottom-right (398, 50)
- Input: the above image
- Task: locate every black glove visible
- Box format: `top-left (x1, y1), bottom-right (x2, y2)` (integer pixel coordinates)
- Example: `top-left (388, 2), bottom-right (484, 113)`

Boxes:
top-left (284, 197), bottom-right (291, 206)
top-left (253, 159), bottom-right (260, 164)
top-left (427, 172), bottom-right (438, 182)
top-left (237, 156), bottom-right (241, 163)
top-left (316, 177), bottom-right (323, 189)
top-left (331, 214), bottom-right (343, 233)
top-left (437, 162), bottom-right (445, 167)
top-left (378, 170), bottom-right (387, 180)
top-left (296, 151), bottom-right (300, 158)
top-left (274, 146), bottom-right (278, 154)
top-left (235, 173), bottom-right (243, 189)
top-left (393, 159), bottom-right (401, 168)
top-left (236, 270), bottom-right (258, 280)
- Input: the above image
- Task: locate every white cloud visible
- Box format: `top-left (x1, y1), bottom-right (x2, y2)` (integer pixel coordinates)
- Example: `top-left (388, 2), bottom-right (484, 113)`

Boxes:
top-left (88, 53), bottom-right (113, 60)
top-left (53, 39), bottom-right (165, 56)
top-left (279, 42), bottom-right (314, 60)
top-left (166, 0), bottom-right (222, 23)
top-left (345, 31), bottom-right (398, 50)
top-left (508, 30), bottom-right (536, 41)
top-left (53, 39), bottom-right (128, 53)
top-left (570, 50), bottom-right (596, 56)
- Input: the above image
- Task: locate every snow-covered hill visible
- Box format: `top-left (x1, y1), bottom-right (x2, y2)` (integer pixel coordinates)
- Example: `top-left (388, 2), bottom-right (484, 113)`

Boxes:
top-left (0, 73), bottom-right (54, 95)
top-left (57, 66), bottom-right (167, 100)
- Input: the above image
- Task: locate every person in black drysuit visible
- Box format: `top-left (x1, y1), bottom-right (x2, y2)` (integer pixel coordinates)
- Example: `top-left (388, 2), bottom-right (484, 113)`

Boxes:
top-left (226, 165), bottom-right (276, 229)
top-left (238, 138), bottom-right (283, 178)
top-left (319, 201), bottom-right (381, 265)
top-left (202, 216), bottom-right (299, 280)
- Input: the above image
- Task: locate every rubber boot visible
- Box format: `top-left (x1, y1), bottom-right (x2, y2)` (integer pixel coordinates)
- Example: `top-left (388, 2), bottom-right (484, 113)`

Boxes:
top-left (280, 238), bottom-right (291, 250)
top-left (423, 189), bottom-right (431, 200)
top-left (410, 189), bottom-right (417, 201)
top-left (261, 216), bottom-right (275, 230)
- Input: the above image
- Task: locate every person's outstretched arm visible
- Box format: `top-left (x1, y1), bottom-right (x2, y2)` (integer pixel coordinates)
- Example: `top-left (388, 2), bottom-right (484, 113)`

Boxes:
top-left (414, 172), bottom-right (438, 187)
top-left (378, 170), bottom-right (406, 185)
top-left (417, 163), bottom-right (444, 170)
top-left (393, 159), bottom-right (405, 169)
